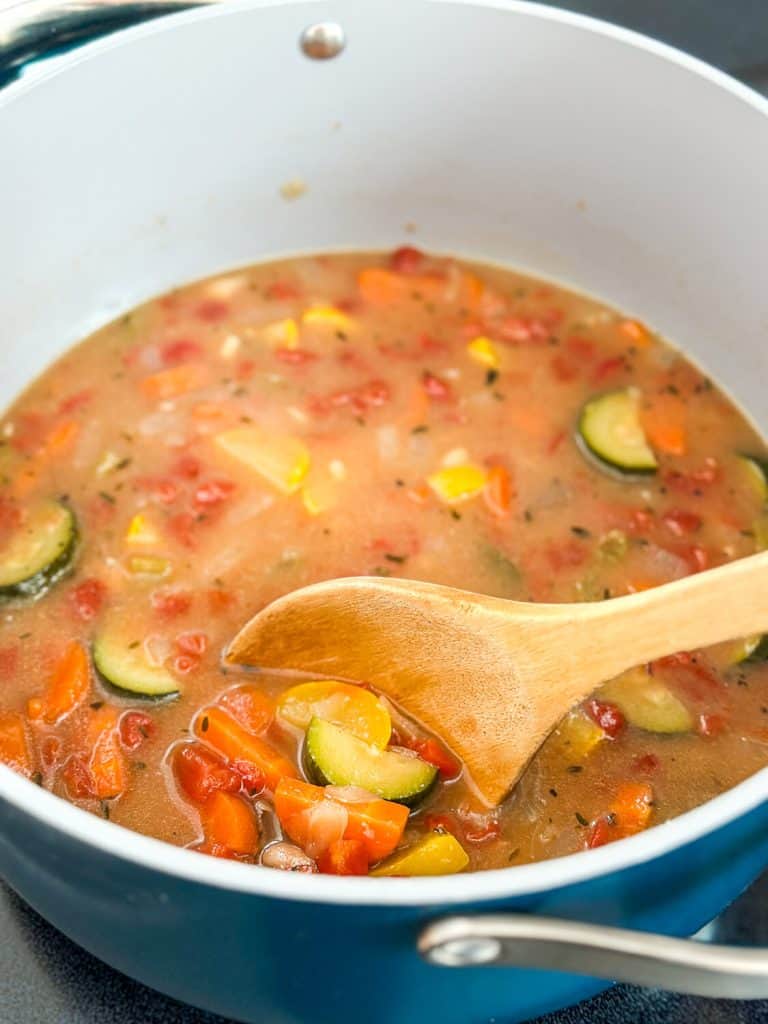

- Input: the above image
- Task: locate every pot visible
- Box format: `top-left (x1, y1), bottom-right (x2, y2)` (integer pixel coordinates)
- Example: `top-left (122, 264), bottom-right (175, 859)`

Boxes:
top-left (1, 3), bottom-right (768, 1022)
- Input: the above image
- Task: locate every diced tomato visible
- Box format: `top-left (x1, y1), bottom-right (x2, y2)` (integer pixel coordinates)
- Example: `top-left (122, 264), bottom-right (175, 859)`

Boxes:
top-left (669, 543), bottom-right (709, 573)
top-left (41, 735), bottom-right (61, 770)
top-left (266, 280), bottom-right (300, 301)
top-left (173, 654), bottom-right (200, 675)
top-left (698, 713), bottom-right (727, 738)
top-left (586, 699), bottom-right (626, 739)
top-left (423, 812), bottom-right (462, 837)
top-left (195, 299), bottom-right (229, 322)
top-left (550, 354), bottom-right (579, 382)
top-left (634, 753), bottom-right (660, 773)
top-left (137, 476), bottom-right (179, 505)
top-left (161, 339), bottom-right (203, 365)
top-left (317, 838), bottom-right (369, 876)
top-left (194, 479), bottom-right (236, 508)
top-left (58, 389), bottom-right (93, 414)
top-left (566, 336), bottom-right (595, 359)
top-left (586, 816), bottom-right (613, 849)
top-left (419, 333), bottom-right (449, 355)
top-left (361, 379), bottom-right (391, 407)
top-left (390, 246), bottom-right (425, 275)
top-left (175, 632), bottom-right (208, 657)
top-left (173, 742), bottom-right (241, 804)
top-left (422, 371), bottom-right (452, 401)
top-left (230, 759), bottom-right (266, 795)
top-left (592, 356), bottom-right (625, 383)
top-left (663, 458), bottom-right (719, 494)
top-left (167, 513), bottom-right (197, 548)
top-left (275, 348), bottom-right (318, 365)
top-left (546, 540), bottom-right (588, 571)
top-left (119, 711), bottom-right (155, 751)
top-left (497, 315), bottom-right (550, 344)
top-left (61, 754), bottom-right (97, 799)
top-left (0, 646), bottom-right (19, 680)
top-left (150, 589), bottom-right (192, 618)
top-left (626, 508), bottom-right (655, 534)
top-left (69, 578), bottom-right (108, 622)
top-left (409, 737), bottom-right (462, 780)
top-left (219, 685), bottom-right (274, 735)
top-left (661, 509), bottom-right (702, 536)
top-left (172, 454), bottom-right (201, 479)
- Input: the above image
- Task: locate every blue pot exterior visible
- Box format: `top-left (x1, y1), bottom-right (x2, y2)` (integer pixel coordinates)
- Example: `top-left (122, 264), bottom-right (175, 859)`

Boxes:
top-left (2, 791), bottom-right (767, 1024)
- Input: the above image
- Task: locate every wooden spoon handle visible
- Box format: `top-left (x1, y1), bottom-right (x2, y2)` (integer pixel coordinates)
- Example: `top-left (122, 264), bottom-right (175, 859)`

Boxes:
top-left (565, 550), bottom-right (768, 687)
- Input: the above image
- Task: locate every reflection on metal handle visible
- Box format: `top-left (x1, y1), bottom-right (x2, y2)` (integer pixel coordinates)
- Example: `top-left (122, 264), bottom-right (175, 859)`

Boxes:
top-left (0, 0), bottom-right (204, 87)
top-left (419, 914), bottom-right (768, 999)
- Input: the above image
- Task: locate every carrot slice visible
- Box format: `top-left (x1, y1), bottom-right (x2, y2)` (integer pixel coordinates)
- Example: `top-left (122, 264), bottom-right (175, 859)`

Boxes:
top-left (141, 363), bottom-right (208, 401)
top-left (274, 778), bottom-right (408, 863)
top-left (640, 395), bottom-right (687, 456)
top-left (195, 706), bottom-right (297, 791)
top-left (619, 319), bottom-right (652, 347)
top-left (27, 640), bottom-right (90, 725)
top-left (87, 706), bottom-right (126, 799)
top-left (0, 711), bottom-right (34, 776)
top-left (219, 686), bottom-right (275, 735)
top-left (317, 838), bottom-right (369, 876)
top-left (357, 268), bottom-right (445, 306)
top-left (483, 464), bottom-right (514, 519)
top-left (588, 781), bottom-right (654, 848)
top-left (201, 791), bottom-right (259, 856)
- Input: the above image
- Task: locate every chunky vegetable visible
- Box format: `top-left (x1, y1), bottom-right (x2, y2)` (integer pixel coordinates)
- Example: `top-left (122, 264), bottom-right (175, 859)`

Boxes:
top-left (303, 718), bottom-right (437, 807)
top-left (94, 628), bottom-right (180, 699)
top-left (0, 711), bottom-right (34, 776)
top-left (201, 791), bottom-right (259, 856)
top-left (578, 389), bottom-right (658, 474)
top-left (0, 500), bottom-right (77, 601)
top-left (277, 681), bottom-right (391, 747)
top-left (371, 832), bottom-right (469, 876)
top-left (274, 777), bottom-right (408, 863)
top-left (599, 668), bottom-right (692, 733)
top-left (28, 640), bottom-right (90, 724)
top-left (215, 428), bottom-right (310, 494)
top-left (195, 705), bottom-right (298, 791)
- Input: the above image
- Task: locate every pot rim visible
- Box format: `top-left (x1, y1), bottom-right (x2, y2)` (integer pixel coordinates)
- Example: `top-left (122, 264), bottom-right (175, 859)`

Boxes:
top-left (1, 0), bottom-right (768, 907)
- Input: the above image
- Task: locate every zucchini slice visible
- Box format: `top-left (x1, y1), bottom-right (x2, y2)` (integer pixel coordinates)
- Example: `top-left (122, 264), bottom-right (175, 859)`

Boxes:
top-left (578, 389), bottom-right (658, 475)
top-left (737, 455), bottom-right (768, 502)
top-left (303, 718), bottom-right (437, 807)
top-left (599, 668), bottom-right (692, 733)
top-left (0, 499), bottom-right (77, 601)
top-left (94, 628), bottom-right (180, 700)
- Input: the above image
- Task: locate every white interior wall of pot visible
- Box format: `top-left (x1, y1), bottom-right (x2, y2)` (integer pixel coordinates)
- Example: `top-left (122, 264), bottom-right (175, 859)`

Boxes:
top-left (1, 0), bottom-right (767, 428)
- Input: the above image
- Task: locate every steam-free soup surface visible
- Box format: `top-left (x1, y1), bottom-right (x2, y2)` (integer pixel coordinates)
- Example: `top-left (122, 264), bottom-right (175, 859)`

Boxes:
top-left (1, 248), bottom-right (768, 876)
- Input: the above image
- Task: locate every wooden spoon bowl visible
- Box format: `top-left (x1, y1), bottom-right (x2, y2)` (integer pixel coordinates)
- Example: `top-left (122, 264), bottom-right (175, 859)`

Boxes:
top-left (228, 551), bottom-right (768, 806)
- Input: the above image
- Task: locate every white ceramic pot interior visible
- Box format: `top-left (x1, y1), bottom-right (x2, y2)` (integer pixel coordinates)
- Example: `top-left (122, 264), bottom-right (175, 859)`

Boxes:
top-left (1, 0), bottom-right (768, 904)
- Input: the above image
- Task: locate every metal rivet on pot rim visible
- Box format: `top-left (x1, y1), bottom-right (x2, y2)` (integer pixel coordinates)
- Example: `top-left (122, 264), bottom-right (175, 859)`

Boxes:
top-left (426, 937), bottom-right (502, 966)
top-left (300, 22), bottom-right (346, 60)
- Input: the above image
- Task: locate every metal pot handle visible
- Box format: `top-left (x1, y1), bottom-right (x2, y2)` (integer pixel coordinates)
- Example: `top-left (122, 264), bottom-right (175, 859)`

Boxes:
top-left (0, 0), bottom-right (204, 87)
top-left (419, 913), bottom-right (768, 999)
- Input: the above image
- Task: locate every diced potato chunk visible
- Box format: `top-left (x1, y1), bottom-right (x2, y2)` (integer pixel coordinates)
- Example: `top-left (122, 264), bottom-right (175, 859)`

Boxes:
top-left (599, 668), bottom-right (692, 733)
top-left (215, 428), bottom-right (310, 495)
top-left (371, 832), bottom-right (469, 876)
top-left (553, 708), bottom-right (605, 760)
top-left (261, 318), bottom-right (299, 349)
top-left (128, 555), bottom-right (171, 577)
top-left (427, 465), bottom-right (487, 504)
top-left (301, 306), bottom-right (354, 331)
top-left (466, 336), bottom-right (500, 370)
top-left (125, 514), bottom-right (160, 545)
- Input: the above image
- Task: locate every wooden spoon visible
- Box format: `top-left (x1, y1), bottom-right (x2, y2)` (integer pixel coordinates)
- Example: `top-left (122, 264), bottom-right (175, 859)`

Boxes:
top-left (227, 551), bottom-right (768, 806)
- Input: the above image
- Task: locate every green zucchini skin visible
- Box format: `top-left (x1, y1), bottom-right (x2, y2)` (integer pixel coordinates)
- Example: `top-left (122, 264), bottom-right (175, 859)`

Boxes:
top-left (0, 501), bottom-right (78, 603)
top-left (93, 631), bottom-right (180, 700)
top-left (745, 635), bottom-right (768, 664)
top-left (577, 389), bottom-right (658, 476)
top-left (303, 717), bottom-right (438, 808)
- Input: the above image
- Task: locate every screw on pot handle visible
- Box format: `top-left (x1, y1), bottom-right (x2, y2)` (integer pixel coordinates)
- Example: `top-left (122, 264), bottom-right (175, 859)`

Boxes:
top-left (419, 914), bottom-right (768, 999)
top-left (0, 0), bottom-right (205, 88)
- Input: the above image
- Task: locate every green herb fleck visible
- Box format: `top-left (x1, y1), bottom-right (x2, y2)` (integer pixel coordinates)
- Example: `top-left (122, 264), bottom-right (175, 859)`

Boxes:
top-left (570, 526), bottom-right (591, 538)
top-left (575, 812), bottom-right (589, 827)
top-left (201, 716), bottom-right (209, 733)
top-left (385, 553), bottom-right (407, 564)
top-left (485, 368), bottom-right (499, 386)
top-left (98, 490), bottom-right (116, 505)
top-left (411, 424), bottom-right (429, 434)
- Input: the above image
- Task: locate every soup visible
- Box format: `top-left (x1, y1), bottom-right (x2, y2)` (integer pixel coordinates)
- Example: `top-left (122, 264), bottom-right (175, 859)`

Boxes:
top-left (1, 248), bottom-right (767, 876)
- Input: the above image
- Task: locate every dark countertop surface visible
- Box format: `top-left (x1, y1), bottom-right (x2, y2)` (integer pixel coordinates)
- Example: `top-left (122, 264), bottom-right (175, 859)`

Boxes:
top-left (1, 2), bottom-right (767, 1023)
